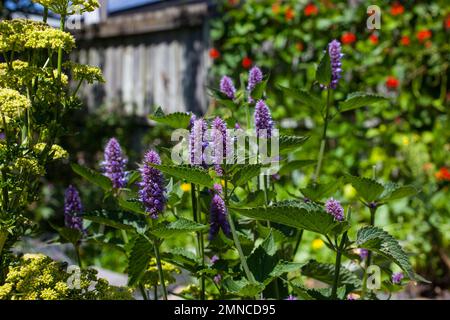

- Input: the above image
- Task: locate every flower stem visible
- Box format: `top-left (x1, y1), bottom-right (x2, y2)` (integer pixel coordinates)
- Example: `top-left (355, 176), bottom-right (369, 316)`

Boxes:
top-left (153, 239), bottom-right (168, 300)
top-left (361, 207), bottom-right (377, 298)
top-left (331, 231), bottom-right (347, 299)
top-left (74, 244), bottom-right (82, 269)
top-left (139, 283), bottom-right (149, 300)
top-left (57, 15), bottom-right (65, 81)
top-left (191, 184), bottom-right (205, 299)
top-left (313, 88), bottom-right (331, 183)
top-left (224, 176), bottom-right (256, 285)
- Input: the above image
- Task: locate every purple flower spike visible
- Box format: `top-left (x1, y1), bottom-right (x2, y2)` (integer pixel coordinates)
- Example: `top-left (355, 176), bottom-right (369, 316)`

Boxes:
top-left (325, 198), bottom-right (345, 221)
top-left (254, 100), bottom-right (274, 138)
top-left (212, 117), bottom-right (231, 175)
top-left (359, 249), bottom-right (369, 260)
top-left (247, 66), bottom-right (263, 92)
top-left (138, 150), bottom-right (166, 219)
top-left (392, 272), bottom-right (404, 284)
top-left (285, 295), bottom-right (297, 300)
top-left (327, 39), bottom-right (343, 89)
top-left (209, 191), bottom-right (231, 240)
top-left (189, 118), bottom-right (208, 166)
top-left (213, 274), bottom-right (222, 285)
top-left (213, 183), bottom-right (223, 195)
top-left (102, 138), bottom-right (128, 189)
top-left (220, 76), bottom-right (236, 99)
top-left (64, 185), bottom-right (83, 232)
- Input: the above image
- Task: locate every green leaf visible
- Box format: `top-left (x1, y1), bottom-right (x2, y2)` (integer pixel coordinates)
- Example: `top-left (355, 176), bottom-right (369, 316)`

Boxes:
top-left (83, 210), bottom-right (147, 233)
top-left (128, 236), bottom-right (152, 286)
top-left (222, 277), bottom-right (265, 297)
top-left (50, 222), bottom-right (82, 245)
top-left (344, 175), bottom-right (384, 203)
top-left (247, 232), bottom-right (278, 284)
top-left (71, 163), bottom-right (112, 191)
top-left (356, 226), bottom-right (415, 279)
top-left (162, 248), bottom-right (200, 272)
top-left (316, 50), bottom-right (331, 86)
top-left (232, 201), bottom-right (342, 235)
top-left (291, 279), bottom-right (347, 300)
top-left (339, 92), bottom-right (388, 112)
top-left (269, 261), bottom-right (305, 278)
top-left (279, 135), bottom-right (310, 154)
top-left (277, 85), bottom-right (323, 108)
top-left (301, 260), bottom-right (361, 291)
top-left (117, 197), bottom-right (146, 215)
top-left (250, 77), bottom-right (269, 100)
top-left (231, 164), bottom-right (262, 186)
top-left (151, 165), bottom-right (213, 188)
top-left (150, 218), bottom-right (207, 239)
top-left (148, 107), bottom-right (191, 128)
top-left (379, 185), bottom-right (418, 202)
top-left (300, 179), bottom-right (342, 202)
top-left (126, 171), bottom-right (141, 187)
top-left (280, 160), bottom-right (315, 175)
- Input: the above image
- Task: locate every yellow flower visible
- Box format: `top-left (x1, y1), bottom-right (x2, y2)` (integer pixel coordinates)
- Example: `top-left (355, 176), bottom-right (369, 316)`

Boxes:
top-left (402, 136), bottom-right (410, 146)
top-left (33, 0), bottom-right (100, 16)
top-left (0, 88), bottom-right (30, 123)
top-left (180, 183), bottom-right (191, 192)
top-left (64, 62), bottom-right (105, 84)
top-left (312, 238), bottom-right (324, 250)
top-left (34, 143), bottom-right (69, 160)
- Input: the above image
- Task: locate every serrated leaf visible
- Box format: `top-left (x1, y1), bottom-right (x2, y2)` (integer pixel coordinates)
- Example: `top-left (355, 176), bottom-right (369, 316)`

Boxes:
top-left (126, 171), bottom-right (141, 187)
top-left (83, 209), bottom-right (147, 233)
top-left (269, 261), bottom-right (305, 278)
top-left (279, 135), bottom-right (310, 154)
top-left (118, 197), bottom-right (146, 215)
top-left (247, 232), bottom-right (278, 284)
top-left (356, 226), bottom-right (415, 279)
top-left (300, 179), bottom-right (342, 201)
top-left (316, 50), bottom-right (331, 86)
top-left (50, 222), bottom-right (82, 245)
top-left (222, 277), bottom-right (265, 297)
top-left (231, 164), bottom-right (262, 186)
top-left (150, 218), bottom-right (207, 239)
top-left (344, 175), bottom-right (384, 203)
top-left (277, 85), bottom-right (323, 108)
top-left (151, 165), bottom-right (213, 188)
top-left (280, 160), bottom-right (316, 175)
top-left (148, 107), bottom-right (191, 128)
top-left (162, 248), bottom-right (200, 272)
top-left (301, 260), bottom-right (361, 291)
top-left (128, 236), bottom-right (152, 286)
top-left (250, 77), bottom-right (269, 100)
top-left (232, 201), bottom-right (342, 235)
top-left (379, 185), bottom-right (418, 202)
top-left (71, 163), bottom-right (112, 191)
top-left (339, 92), bottom-right (388, 112)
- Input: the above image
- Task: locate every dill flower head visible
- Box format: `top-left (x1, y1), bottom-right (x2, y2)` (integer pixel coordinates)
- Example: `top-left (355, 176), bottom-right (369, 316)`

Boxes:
top-left (33, 0), bottom-right (100, 15)
top-left (0, 19), bottom-right (46, 52)
top-left (33, 143), bottom-right (69, 160)
top-left (139, 150), bottom-right (166, 219)
top-left (64, 62), bottom-right (105, 84)
top-left (0, 88), bottom-right (31, 123)
top-left (101, 138), bottom-right (128, 189)
top-left (64, 185), bottom-right (83, 231)
top-left (25, 27), bottom-right (75, 52)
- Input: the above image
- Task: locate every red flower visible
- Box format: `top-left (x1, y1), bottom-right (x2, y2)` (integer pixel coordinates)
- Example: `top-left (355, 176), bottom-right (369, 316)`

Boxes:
top-left (390, 2), bottom-right (404, 16)
top-left (416, 29), bottom-right (432, 43)
top-left (272, 3), bottom-right (280, 14)
top-left (227, 0), bottom-right (239, 6)
top-left (209, 48), bottom-right (220, 60)
top-left (446, 15), bottom-right (450, 30)
top-left (369, 34), bottom-right (379, 44)
top-left (400, 35), bottom-right (410, 46)
top-left (304, 3), bottom-right (318, 16)
top-left (435, 167), bottom-right (450, 181)
top-left (341, 32), bottom-right (356, 45)
top-left (285, 6), bottom-right (295, 21)
top-left (242, 57), bottom-right (253, 69)
top-left (386, 76), bottom-right (399, 90)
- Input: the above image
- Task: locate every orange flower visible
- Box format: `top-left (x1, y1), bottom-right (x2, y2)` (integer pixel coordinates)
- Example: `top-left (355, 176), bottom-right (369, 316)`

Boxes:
top-left (209, 48), bottom-right (220, 59)
top-left (400, 35), bottom-right (410, 46)
top-left (416, 29), bottom-right (432, 43)
top-left (369, 34), bottom-right (379, 44)
top-left (422, 163), bottom-right (433, 172)
top-left (341, 32), bottom-right (356, 45)
top-left (295, 42), bottom-right (304, 52)
top-left (390, 2), bottom-right (404, 16)
top-left (272, 3), bottom-right (281, 14)
top-left (285, 6), bottom-right (295, 21)
top-left (435, 167), bottom-right (450, 181)
top-left (386, 76), bottom-right (399, 89)
top-left (304, 3), bottom-right (318, 16)
top-left (242, 57), bottom-right (253, 69)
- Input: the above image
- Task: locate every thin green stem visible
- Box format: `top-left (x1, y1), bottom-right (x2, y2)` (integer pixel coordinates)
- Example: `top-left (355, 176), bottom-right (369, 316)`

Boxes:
top-left (331, 232), bottom-right (347, 299)
top-left (43, 7), bottom-right (48, 23)
top-left (139, 283), bottom-right (149, 300)
top-left (74, 244), bottom-right (82, 269)
top-left (293, 229), bottom-right (304, 257)
top-left (191, 184), bottom-right (205, 299)
top-left (153, 240), bottom-right (168, 300)
top-left (57, 15), bottom-right (65, 81)
top-left (361, 207), bottom-right (377, 298)
top-left (196, 188), bottom-right (206, 300)
top-left (313, 89), bottom-right (331, 183)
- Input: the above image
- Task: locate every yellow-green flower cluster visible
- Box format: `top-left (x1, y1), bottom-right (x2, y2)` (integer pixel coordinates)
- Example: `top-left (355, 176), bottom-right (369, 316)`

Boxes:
top-left (0, 61), bottom-right (42, 89)
top-left (64, 62), bottom-right (105, 84)
top-left (0, 88), bottom-right (30, 123)
top-left (33, 0), bottom-right (99, 15)
top-left (142, 258), bottom-right (181, 287)
top-left (33, 143), bottom-right (69, 160)
top-left (0, 254), bottom-right (133, 300)
top-left (12, 157), bottom-right (46, 176)
top-left (0, 19), bottom-right (75, 53)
